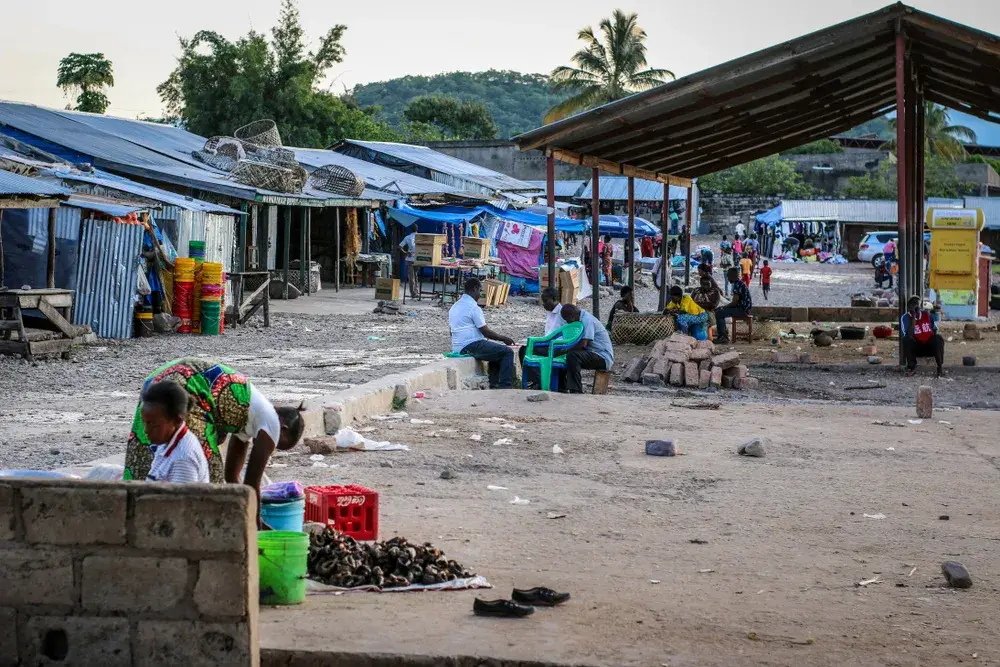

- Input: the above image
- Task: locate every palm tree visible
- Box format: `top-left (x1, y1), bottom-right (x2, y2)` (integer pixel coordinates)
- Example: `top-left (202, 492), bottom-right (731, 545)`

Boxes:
top-left (885, 102), bottom-right (977, 162)
top-left (57, 53), bottom-right (115, 114)
top-left (544, 10), bottom-right (673, 123)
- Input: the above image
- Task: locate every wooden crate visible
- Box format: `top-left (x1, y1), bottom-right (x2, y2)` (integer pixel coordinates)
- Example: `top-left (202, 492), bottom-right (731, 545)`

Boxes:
top-left (484, 279), bottom-right (509, 306)
top-left (463, 237), bottom-right (491, 260)
top-left (413, 242), bottom-right (443, 267)
top-left (415, 233), bottom-right (446, 245)
top-left (374, 278), bottom-right (399, 301)
top-left (477, 281), bottom-right (499, 306)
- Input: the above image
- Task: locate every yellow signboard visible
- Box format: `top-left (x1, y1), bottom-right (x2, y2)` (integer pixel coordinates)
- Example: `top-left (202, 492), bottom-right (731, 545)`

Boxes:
top-left (926, 208), bottom-right (984, 230)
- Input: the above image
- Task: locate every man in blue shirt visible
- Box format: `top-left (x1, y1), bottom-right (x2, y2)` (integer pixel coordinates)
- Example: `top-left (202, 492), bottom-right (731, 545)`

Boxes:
top-left (449, 278), bottom-right (516, 389)
top-left (713, 267), bottom-right (753, 344)
top-left (559, 304), bottom-right (615, 394)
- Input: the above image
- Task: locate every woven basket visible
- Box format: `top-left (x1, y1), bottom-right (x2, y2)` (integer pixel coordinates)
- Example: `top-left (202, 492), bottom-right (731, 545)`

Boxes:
top-left (232, 160), bottom-right (299, 193)
top-left (610, 313), bottom-right (676, 345)
top-left (309, 164), bottom-right (366, 197)
top-left (234, 119), bottom-right (282, 147)
top-left (244, 144), bottom-right (297, 169)
top-left (191, 150), bottom-right (238, 173)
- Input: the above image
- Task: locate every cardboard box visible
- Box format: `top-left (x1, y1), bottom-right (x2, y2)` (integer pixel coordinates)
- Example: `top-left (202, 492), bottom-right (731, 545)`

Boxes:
top-left (413, 242), bottom-right (443, 266)
top-left (463, 237), bottom-right (491, 260)
top-left (374, 278), bottom-right (399, 301)
top-left (415, 233), bottom-right (445, 246)
top-left (559, 267), bottom-right (580, 290)
top-left (560, 284), bottom-right (577, 306)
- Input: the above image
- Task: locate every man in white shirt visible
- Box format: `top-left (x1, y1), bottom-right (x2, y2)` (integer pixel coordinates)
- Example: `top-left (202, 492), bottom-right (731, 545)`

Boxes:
top-left (399, 231), bottom-right (418, 298)
top-left (141, 381), bottom-right (210, 483)
top-left (449, 278), bottom-right (516, 389)
top-left (559, 304), bottom-right (615, 394)
top-left (518, 288), bottom-right (564, 389)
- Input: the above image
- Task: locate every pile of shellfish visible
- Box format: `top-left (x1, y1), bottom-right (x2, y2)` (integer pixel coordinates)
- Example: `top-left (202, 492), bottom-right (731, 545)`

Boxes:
top-left (307, 528), bottom-right (475, 588)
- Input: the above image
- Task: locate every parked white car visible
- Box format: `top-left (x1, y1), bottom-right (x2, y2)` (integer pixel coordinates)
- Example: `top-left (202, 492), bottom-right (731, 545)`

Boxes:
top-left (857, 232), bottom-right (897, 265)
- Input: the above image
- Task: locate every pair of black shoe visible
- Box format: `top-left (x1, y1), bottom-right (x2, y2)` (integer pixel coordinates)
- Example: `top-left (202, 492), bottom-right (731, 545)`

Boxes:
top-left (473, 587), bottom-right (570, 618)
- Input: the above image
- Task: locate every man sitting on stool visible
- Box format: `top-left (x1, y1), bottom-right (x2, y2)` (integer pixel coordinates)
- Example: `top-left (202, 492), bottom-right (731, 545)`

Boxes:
top-left (900, 295), bottom-right (944, 377)
top-left (449, 278), bottom-right (516, 389)
top-left (559, 304), bottom-right (615, 394)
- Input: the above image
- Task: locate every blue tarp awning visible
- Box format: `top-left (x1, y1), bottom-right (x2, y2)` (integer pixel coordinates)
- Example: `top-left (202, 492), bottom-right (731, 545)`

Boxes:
top-left (756, 205), bottom-right (783, 225)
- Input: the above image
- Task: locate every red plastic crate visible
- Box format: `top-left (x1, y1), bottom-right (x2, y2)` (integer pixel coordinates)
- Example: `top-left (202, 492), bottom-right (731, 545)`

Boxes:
top-left (305, 484), bottom-right (379, 541)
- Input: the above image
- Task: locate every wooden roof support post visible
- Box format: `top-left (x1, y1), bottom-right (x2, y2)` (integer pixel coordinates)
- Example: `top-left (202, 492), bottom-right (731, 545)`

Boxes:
top-left (307, 208), bottom-right (313, 295)
top-left (238, 201), bottom-right (248, 272)
top-left (282, 207), bottom-right (291, 300)
top-left (913, 88), bottom-right (926, 301)
top-left (47, 207), bottom-right (56, 289)
top-left (684, 187), bottom-right (694, 287)
top-left (659, 183), bottom-right (669, 311)
top-left (627, 176), bottom-right (635, 292)
top-left (0, 210), bottom-right (4, 289)
top-left (299, 208), bottom-right (307, 296)
top-left (895, 26), bottom-right (909, 364)
top-left (546, 154), bottom-right (556, 290)
top-left (591, 167), bottom-right (601, 320)
top-left (335, 208), bottom-right (341, 293)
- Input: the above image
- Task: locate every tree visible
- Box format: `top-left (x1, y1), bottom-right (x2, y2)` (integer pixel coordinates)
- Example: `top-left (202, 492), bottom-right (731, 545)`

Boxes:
top-left (885, 103), bottom-right (977, 162)
top-left (57, 53), bottom-right (114, 114)
top-left (544, 10), bottom-right (673, 123)
top-left (783, 139), bottom-right (844, 155)
top-left (403, 96), bottom-right (498, 140)
top-left (158, 0), bottom-right (398, 147)
top-left (698, 156), bottom-right (812, 198)
top-left (842, 154), bottom-right (980, 199)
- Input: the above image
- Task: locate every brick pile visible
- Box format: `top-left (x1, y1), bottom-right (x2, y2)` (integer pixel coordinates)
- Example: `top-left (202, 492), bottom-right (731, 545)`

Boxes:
top-left (0, 478), bottom-right (258, 667)
top-left (622, 333), bottom-right (759, 390)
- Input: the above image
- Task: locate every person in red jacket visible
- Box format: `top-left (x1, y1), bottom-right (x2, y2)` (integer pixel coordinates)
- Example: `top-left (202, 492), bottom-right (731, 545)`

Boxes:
top-left (900, 296), bottom-right (944, 377)
top-left (759, 260), bottom-right (772, 301)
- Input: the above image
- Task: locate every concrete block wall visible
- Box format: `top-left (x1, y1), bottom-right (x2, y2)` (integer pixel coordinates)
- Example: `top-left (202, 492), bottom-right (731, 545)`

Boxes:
top-left (0, 479), bottom-right (258, 667)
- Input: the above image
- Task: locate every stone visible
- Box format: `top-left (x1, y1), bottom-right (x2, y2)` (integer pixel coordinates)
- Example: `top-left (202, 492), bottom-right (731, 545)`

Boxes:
top-left (742, 377), bottom-right (760, 390)
top-left (20, 486), bottom-right (126, 546)
top-left (814, 333), bottom-right (834, 347)
top-left (305, 437), bottom-right (335, 455)
top-left (721, 375), bottom-right (735, 389)
top-left (322, 408), bottom-right (342, 435)
top-left (0, 484), bottom-right (14, 541)
top-left (82, 556), bottom-right (188, 613)
top-left (641, 373), bottom-right (663, 388)
top-left (694, 339), bottom-right (715, 353)
top-left (861, 345), bottom-right (878, 356)
top-left (393, 383), bottom-right (408, 403)
top-left (798, 353), bottom-right (814, 364)
top-left (941, 561), bottom-right (972, 589)
top-left (698, 359), bottom-right (710, 374)
top-left (710, 367), bottom-right (723, 388)
top-left (440, 469), bottom-right (457, 480)
top-left (0, 608), bottom-right (14, 665)
top-left (379, 460), bottom-right (394, 468)
top-left (738, 437), bottom-right (768, 457)
top-left (623, 357), bottom-right (648, 383)
top-left (668, 332), bottom-right (697, 347)
top-left (771, 351), bottom-right (798, 364)
top-left (645, 439), bottom-right (676, 457)
top-left (689, 347), bottom-right (711, 362)
top-left (664, 350), bottom-right (691, 364)
top-left (664, 341), bottom-right (694, 354)
top-left (684, 362), bottom-right (699, 388)
top-left (698, 369), bottom-right (711, 389)
top-left (133, 493), bottom-right (249, 553)
top-left (650, 339), bottom-right (671, 358)
top-left (710, 351), bottom-right (740, 370)
top-left (269, 280), bottom-right (301, 300)
top-left (18, 616), bottom-right (131, 667)
top-left (668, 363), bottom-right (684, 387)
top-left (526, 392), bottom-right (550, 403)
top-left (916, 385), bottom-right (933, 419)
top-left (135, 621), bottom-right (251, 667)
top-left (651, 359), bottom-right (670, 380)
top-left (963, 323), bottom-right (981, 341)
top-left (963, 355), bottom-right (977, 367)
top-left (446, 367), bottom-right (459, 390)
top-left (0, 547), bottom-right (74, 606)
top-left (867, 355), bottom-right (882, 365)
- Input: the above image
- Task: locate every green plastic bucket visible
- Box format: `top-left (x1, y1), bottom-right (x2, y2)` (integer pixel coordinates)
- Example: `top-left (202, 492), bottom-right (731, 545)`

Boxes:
top-left (258, 530), bottom-right (308, 605)
top-left (200, 300), bottom-right (222, 335)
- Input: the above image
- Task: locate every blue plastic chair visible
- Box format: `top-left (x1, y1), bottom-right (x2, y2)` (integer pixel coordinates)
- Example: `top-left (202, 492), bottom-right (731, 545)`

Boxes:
top-left (521, 321), bottom-right (585, 391)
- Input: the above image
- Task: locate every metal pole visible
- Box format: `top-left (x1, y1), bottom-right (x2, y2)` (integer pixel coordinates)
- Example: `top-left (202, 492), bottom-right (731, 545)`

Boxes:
top-left (659, 183), bottom-right (669, 310)
top-left (238, 201), bottom-right (248, 272)
top-left (282, 207), bottom-right (291, 300)
top-left (684, 186), bottom-right (693, 287)
top-left (591, 167), bottom-right (601, 320)
top-left (546, 154), bottom-right (556, 290)
top-left (627, 176), bottom-right (635, 292)
top-left (895, 28), bottom-right (908, 363)
top-left (306, 208), bottom-right (313, 295)
top-left (299, 208), bottom-right (307, 296)
top-left (47, 207), bottom-right (56, 288)
top-left (0, 210), bottom-right (5, 289)
top-left (914, 91), bottom-right (926, 302)
top-left (335, 208), bottom-right (341, 292)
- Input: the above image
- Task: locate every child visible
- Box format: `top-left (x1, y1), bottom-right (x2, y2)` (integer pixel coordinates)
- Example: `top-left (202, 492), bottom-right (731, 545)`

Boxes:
top-left (760, 259), bottom-right (772, 300)
top-left (141, 381), bottom-right (210, 483)
top-left (739, 252), bottom-right (753, 287)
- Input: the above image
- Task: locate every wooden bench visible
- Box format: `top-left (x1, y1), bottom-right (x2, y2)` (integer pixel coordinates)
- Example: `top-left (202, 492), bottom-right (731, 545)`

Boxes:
top-left (0, 289), bottom-right (77, 361)
top-left (731, 314), bottom-right (754, 343)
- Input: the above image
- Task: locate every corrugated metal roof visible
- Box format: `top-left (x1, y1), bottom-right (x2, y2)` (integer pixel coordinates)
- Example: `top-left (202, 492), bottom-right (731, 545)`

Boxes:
top-left (579, 176), bottom-right (687, 202)
top-left (0, 169), bottom-right (70, 197)
top-left (48, 168), bottom-right (242, 215)
top-left (524, 180), bottom-right (587, 198)
top-left (65, 196), bottom-right (147, 217)
top-left (334, 140), bottom-right (537, 194)
top-left (293, 148), bottom-right (456, 197)
top-left (964, 197), bottom-right (1000, 229)
top-left (776, 199), bottom-right (967, 223)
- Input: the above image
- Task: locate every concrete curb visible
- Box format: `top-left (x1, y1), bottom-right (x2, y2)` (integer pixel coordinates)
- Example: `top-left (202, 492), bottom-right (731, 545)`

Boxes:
top-left (299, 356), bottom-right (481, 437)
top-left (261, 649), bottom-right (595, 667)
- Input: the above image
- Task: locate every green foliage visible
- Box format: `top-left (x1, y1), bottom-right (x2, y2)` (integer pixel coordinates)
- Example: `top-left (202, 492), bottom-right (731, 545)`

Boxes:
top-left (698, 156), bottom-right (812, 198)
top-left (886, 103), bottom-right (977, 162)
top-left (545, 10), bottom-right (673, 123)
top-left (842, 154), bottom-right (981, 199)
top-left (403, 96), bottom-right (498, 140)
top-left (840, 117), bottom-right (892, 139)
top-left (964, 154), bottom-right (1000, 176)
top-left (351, 71), bottom-right (565, 138)
top-left (158, 0), bottom-right (398, 147)
top-left (842, 163), bottom-right (895, 199)
top-left (57, 53), bottom-right (114, 114)
top-left (783, 139), bottom-right (844, 155)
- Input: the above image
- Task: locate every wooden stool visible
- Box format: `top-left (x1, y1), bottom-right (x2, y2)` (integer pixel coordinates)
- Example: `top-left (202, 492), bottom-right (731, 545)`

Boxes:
top-left (731, 315), bottom-right (753, 343)
top-left (592, 370), bottom-right (611, 395)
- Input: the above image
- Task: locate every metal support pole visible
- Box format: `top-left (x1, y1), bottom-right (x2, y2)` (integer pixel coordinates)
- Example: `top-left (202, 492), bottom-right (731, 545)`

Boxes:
top-left (46, 207), bottom-right (56, 288)
top-left (627, 176), bottom-right (635, 292)
top-left (238, 201), bottom-right (248, 272)
top-left (895, 28), bottom-right (909, 362)
top-left (546, 155), bottom-right (557, 290)
top-left (914, 91), bottom-right (926, 301)
top-left (306, 209), bottom-right (313, 294)
top-left (335, 208), bottom-right (341, 292)
top-left (659, 183), bottom-right (669, 310)
top-left (0, 210), bottom-right (5, 289)
top-left (299, 208), bottom-right (307, 296)
top-left (684, 187), bottom-right (694, 287)
top-left (591, 167), bottom-right (601, 320)
top-left (282, 207), bottom-right (291, 300)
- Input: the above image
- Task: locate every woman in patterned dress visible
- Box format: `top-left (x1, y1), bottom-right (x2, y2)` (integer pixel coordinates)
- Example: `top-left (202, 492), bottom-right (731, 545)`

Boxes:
top-left (124, 357), bottom-right (305, 496)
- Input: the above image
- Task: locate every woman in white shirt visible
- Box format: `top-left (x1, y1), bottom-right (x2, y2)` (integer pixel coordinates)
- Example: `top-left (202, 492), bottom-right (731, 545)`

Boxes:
top-left (141, 381), bottom-right (210, 484)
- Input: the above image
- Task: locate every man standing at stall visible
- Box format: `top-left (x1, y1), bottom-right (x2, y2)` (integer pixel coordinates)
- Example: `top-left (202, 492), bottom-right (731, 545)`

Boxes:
top-left (399, 230), bottom-right (418, 298)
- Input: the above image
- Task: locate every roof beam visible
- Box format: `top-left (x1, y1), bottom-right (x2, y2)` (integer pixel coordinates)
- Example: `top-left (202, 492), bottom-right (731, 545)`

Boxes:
top-left (546, 148), bottom-right (692, 188)
top-left (922, 75), bottom-right (1000, 114)
top-left (902, 13), bottom-right (1000, 58)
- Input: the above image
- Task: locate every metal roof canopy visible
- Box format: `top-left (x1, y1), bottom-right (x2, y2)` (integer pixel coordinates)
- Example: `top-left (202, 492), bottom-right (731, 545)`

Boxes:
top-left (513, 3), bottom-right (1000, 182)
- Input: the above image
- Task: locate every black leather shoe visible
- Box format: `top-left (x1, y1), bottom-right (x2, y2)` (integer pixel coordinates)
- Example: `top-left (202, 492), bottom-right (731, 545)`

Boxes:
top-left (511, 587), bottom-right (571, 607)
top-left (473, 598), bottom-right (535, 618)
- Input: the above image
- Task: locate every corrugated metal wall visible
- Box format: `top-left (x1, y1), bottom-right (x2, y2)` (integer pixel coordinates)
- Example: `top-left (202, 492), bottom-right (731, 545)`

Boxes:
top-left (267, 205), bottom-right (277, 269)
top-left (73, 219), bottom-right (144, 339)
top-left (204, 214), bottom-right (236, 273)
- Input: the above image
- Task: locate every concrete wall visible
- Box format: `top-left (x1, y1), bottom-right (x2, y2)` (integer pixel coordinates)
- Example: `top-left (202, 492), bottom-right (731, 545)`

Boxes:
top-left (421, 140), bottom-right (591, 182)
top-left (784, 150), bottom-right (889, 195)
top-left (700, 194), bottom-right (781, 235)
top-left (0, 479), bottom-right (258, 667)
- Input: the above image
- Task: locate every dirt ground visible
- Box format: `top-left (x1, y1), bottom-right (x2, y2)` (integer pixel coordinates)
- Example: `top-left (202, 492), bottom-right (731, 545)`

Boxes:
top-left (261, 390), bottom-right (1000, 667)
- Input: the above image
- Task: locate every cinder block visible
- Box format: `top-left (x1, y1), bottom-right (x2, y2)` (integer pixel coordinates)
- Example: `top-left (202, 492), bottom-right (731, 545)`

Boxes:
top-left (664, 350), bottom-right (690, 364)
top-left (742, 377), bottom-right (761, 390)
top-left (0, 547), bottom-right (74, 606)
top-left (710, 367), bottom-right (723, 388)
top-left (446, 367), bottom-right (458, 390)
top-left (19, 616), bottom-right (130, 667)
top-left (133, 493), bottom-right (249, 553)
top-left (710, 351), bottom-right (740, 369)
top-left (798, 353), bottom-right (814, 364)
top-left (651, 359), bottom-right (670, 380)
top-left (684, 362), bottom-right (699, 388)
top-left (0, 608), bottom-right (16, 665)
top-left (194, 560), bottom-right (248, 618)
top-left (0, 484), bottom-right (15, 541)
top-left (694, 340), bottom-right (715, 353)
top-left (698, 369), bottom-right (711, 389)
top-left (698, 359), bottom-right (710, 374)
top-left (861, 345), bottom-right (878, 356)
top-left (917, 385), bottom-right (933, 419)
top-left (622, 357), bottom-right (647, 383)
top-left (136, 621), bottom-right (251, 667)
top-left (689, 347), bottom-right (711, 362)
top-left (668, 332), bottom-right (697, 347)
top-left (736, 364), bottom-right (749, 379)
top-left (641, 373), bottom-right (664, 388)
top-left (668, 362), bottom-right (684, 386)
top-left (20, 486), bottom-right (126, 546)
top-left (650, 339), bottom-right (671, 358)
top-left (771, 351), bottom-right (798, 364)
top-left (82, 556), bottom-right (188, 613)
top-left (790, 307), bottom-right (809, 322)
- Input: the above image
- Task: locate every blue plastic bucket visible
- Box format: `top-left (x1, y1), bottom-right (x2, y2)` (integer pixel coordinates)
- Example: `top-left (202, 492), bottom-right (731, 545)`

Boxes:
top-left (260, 498), bottom-right (305, 532)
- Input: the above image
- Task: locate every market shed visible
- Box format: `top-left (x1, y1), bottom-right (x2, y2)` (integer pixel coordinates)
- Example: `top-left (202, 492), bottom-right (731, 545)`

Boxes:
top-left (514, 2), bottom-right (1000, 317)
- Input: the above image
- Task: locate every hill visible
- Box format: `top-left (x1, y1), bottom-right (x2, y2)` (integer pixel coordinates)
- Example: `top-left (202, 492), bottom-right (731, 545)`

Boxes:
top-left (350, 70), bottom-right (566, 139)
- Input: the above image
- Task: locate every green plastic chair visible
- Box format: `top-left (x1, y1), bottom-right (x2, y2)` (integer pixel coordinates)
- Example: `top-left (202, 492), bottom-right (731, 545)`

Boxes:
top-left (443, 352), bottom-right (471, 358)
top-left (521, 321), bottom-right (585, 391)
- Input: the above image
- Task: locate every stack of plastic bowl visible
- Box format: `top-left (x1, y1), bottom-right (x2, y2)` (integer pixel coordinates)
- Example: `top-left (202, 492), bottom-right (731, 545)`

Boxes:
top-left (173, 257), bottom-right (196, 333)
top-left (189, 241), bottom-right (207, 333)
top-left (200, 262), bottom-right (224, 335)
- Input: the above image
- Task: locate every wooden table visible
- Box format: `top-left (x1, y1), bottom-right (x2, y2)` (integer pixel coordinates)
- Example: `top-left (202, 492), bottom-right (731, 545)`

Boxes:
top-left (228, 272), bottom-right (270, 328)
top-left (0, 289), bottom-right (77, 360)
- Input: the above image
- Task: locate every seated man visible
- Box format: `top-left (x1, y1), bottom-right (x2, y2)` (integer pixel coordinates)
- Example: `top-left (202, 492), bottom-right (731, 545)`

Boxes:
top-left (606, 285), bottom-right (639, 330)
top-left (518, 288), bottom-right (565, 389)
top-left (900, 296), bottom-right (944, 377)
top-left (713, 267), bottom-right (753, 344)
top-left (559, 304), bottom-right (615, 394)
top-left (449, 278), bottom-right (516, 389)
top-left (664, 285), bottom-right (709, 337)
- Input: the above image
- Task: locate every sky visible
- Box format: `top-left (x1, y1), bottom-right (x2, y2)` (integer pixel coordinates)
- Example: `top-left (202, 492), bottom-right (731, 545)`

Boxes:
top-left (1, 0), bottom-right (998, 137)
